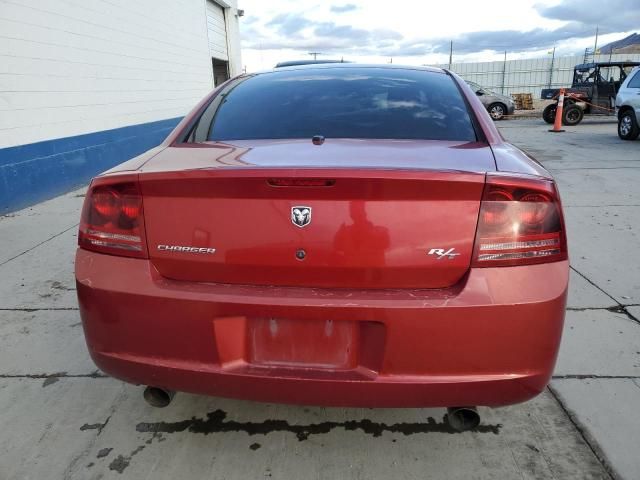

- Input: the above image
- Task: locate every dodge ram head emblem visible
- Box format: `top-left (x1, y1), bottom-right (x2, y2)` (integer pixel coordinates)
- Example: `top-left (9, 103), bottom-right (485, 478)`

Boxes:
top-left (291, 206), bottom-right (312, 228)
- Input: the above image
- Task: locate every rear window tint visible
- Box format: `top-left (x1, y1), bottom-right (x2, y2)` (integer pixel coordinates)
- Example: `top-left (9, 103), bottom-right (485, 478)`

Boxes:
top-left (206, 68), bottom-right (477, 142)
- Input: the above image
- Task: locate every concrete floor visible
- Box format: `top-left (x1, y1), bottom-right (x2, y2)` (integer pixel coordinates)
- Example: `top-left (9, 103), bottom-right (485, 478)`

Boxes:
top-left (1, 117), bottom-right (639, 479)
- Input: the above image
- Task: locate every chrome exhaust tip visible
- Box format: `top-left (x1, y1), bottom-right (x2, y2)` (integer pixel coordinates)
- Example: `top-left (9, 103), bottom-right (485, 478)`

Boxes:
top-left (143, 386), bottom-right (175, 408)
top-left (446, 406), bottom-right (480, 432)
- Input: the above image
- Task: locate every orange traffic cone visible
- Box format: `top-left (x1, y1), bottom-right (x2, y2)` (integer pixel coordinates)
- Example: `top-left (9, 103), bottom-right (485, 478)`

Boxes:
top-left (549, 88), bottom-right (565, 133)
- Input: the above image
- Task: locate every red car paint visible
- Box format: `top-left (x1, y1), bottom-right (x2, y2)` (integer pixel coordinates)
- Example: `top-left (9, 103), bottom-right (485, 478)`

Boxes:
top-left (76, 65), bottom-right (568, 408)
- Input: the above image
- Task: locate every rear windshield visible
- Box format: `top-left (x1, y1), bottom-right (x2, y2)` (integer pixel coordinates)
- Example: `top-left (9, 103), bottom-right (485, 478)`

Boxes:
top-left (203, 67), bottom-right (477, 142)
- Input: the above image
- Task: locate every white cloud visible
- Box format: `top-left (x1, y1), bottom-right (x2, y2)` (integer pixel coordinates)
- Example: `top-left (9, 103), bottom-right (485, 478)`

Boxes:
top-left (237, 0), bottom-right (636, 71)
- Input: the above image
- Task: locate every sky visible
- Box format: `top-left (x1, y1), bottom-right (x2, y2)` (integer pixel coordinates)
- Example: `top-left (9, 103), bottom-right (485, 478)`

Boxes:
top-left (236, 0), bottom-right (639, 72)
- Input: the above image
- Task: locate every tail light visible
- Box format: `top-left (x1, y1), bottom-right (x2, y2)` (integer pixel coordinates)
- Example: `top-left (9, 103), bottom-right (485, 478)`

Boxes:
top-left (78, 178), bottom-right (148, 258)
top-left (472, 174), bottom-right (567, 267)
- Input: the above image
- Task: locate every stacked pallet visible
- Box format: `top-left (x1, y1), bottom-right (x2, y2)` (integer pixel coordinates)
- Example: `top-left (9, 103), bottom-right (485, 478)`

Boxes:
top-left (511, 93), bottom-right (534, 110)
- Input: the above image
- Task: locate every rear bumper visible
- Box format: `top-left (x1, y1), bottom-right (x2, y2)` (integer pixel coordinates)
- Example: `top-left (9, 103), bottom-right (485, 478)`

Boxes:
top-left (76, 249), bottom-right (568, 407)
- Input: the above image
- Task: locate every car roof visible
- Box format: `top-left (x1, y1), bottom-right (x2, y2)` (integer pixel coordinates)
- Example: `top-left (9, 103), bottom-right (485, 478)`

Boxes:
top-left (275, 59), bottom-right (351, 67)
top-left (258, 63), bottom-right (446, 76)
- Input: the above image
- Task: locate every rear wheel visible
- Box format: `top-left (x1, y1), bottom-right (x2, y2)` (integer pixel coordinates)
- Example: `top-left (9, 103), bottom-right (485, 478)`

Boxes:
top-left (562, 105), bottom-right (583, 126)
top-left (618, 110), bottom-right (640, 140)
top-left (488, 103), bottom-right (506, 121)
top-left (542, 104), bottom-right (556, 124)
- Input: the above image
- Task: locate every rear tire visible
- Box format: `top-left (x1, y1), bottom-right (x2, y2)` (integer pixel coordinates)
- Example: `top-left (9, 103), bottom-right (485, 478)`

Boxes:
top-left (618, 110), bottom-right (640, 140)
top-left (562, 105), bottom-right (583, 126)
top-left (488, 103), bottom-right (506, 121)
top-left (542, 104), bottom-right (556, 124)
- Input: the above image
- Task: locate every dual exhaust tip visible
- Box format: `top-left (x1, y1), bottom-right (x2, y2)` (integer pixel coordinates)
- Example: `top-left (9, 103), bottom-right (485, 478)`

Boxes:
top-left (142, 386), bottom-right (480, 432)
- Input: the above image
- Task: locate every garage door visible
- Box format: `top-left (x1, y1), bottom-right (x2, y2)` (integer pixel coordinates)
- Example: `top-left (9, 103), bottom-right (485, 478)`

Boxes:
top-left (206, 0), bottom-right (228, 61)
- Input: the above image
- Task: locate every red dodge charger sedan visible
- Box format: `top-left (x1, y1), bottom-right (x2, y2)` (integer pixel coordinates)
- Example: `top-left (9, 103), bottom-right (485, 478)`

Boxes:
top-left (76, 65), bottom-right (568, 430)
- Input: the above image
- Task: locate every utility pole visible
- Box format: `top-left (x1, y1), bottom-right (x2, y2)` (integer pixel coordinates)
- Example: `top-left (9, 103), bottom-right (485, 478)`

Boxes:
top-left (501, 50), bottom-right (507, 94)
top-left (594, 26), bottom-right (599, 57)
top-left (308, 52), bottom-right (322, 60)
top-left (448, 41), bottom-right (453, 70)
top-left (548, 46), bottom-right (556, 89)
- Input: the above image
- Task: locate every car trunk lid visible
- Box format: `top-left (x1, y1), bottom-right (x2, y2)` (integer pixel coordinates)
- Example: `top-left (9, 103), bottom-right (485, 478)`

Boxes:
top-left (139, 140), bottom-right (493, 289)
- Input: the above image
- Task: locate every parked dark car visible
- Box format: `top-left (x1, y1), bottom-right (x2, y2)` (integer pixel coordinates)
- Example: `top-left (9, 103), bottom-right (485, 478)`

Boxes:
top-left (466, 81), bottom-right (515, 120)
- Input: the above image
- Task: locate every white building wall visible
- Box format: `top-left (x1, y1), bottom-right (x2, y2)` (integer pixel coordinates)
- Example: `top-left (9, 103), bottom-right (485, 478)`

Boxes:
top-left (223, 2), bottom-right (243, 77)
top-left (432, 53), bottom-right (640, 97)
top-left (0, 0), bottom-right (242, 149)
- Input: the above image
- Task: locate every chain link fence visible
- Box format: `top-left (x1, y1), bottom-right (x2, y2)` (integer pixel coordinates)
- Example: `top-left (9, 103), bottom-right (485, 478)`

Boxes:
top-left (430, 53), bottom-right (640, 100)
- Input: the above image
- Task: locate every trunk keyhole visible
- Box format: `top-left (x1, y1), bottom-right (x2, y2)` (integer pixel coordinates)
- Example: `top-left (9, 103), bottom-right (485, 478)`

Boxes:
top-left (296, 249), bottom-right (306, 260)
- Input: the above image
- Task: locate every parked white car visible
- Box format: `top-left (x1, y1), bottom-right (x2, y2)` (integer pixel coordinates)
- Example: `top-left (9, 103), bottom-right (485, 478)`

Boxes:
top-left (615, 66), bottom-right (640, 140)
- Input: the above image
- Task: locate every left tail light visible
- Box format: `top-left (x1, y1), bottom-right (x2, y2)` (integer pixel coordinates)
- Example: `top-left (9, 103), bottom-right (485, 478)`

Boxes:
top-left (78, 178), bottom-right (148, 258)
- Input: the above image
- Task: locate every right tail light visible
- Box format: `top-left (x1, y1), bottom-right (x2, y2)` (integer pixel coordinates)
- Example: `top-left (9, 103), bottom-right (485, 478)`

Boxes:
top-left (472, 174), bottom-right (568, 267)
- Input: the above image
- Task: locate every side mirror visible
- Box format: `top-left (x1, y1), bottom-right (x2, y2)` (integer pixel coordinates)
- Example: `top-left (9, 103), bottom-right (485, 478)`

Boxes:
top-left (476, 90), bottom-right (484, 96)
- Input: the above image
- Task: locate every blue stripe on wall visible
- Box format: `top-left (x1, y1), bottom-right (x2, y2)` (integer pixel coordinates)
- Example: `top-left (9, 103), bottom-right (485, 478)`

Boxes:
top-left (0, 117), bottom-right (182, 214)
